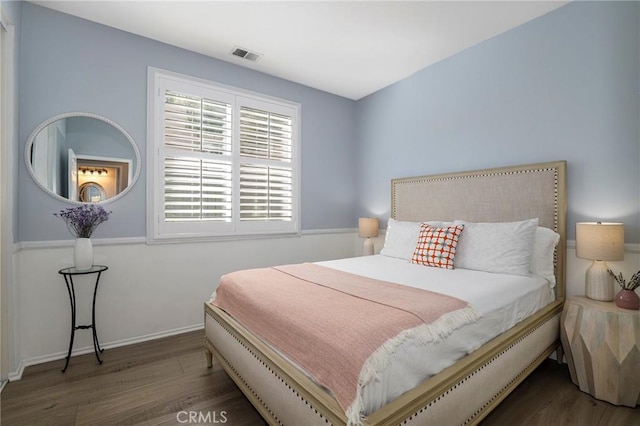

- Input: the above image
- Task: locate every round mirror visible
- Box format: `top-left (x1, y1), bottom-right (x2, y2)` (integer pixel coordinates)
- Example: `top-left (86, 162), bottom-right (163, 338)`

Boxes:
top-left (79, 182), bottom-right (107, 203)
top-left (25, 112), bottom-right (141, 204)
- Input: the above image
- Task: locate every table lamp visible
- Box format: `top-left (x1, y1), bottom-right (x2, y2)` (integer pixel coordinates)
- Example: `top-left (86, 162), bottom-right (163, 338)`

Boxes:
top-left (576, 222), bottom-right (624, 301)
top-left (359, 218), bottom-right (379, 256)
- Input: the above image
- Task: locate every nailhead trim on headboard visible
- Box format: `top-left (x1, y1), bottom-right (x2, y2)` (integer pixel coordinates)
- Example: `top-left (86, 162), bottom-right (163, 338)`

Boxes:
top-left (392, 166), bottom-right (560, 233)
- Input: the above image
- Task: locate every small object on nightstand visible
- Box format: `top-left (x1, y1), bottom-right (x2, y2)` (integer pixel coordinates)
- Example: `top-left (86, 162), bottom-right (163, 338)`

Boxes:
top-left (359, 217), bottom-right (379, 256)
top-left (58, 265), bottom-right (108, 372)
top-left (561, 296), bottom-right (640, 407)
top-left (608, 269), bottom-right (640, 310)
top-left (575, 222), bottom-right (624, 301)
top-left (615, 289), bottom-right (640, 310)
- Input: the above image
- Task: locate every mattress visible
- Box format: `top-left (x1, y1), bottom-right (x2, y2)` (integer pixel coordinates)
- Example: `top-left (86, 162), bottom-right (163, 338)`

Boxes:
top-left (208, 254), bottom-right (554, 417)
top-left (316, 255), bottom-right (554, 414)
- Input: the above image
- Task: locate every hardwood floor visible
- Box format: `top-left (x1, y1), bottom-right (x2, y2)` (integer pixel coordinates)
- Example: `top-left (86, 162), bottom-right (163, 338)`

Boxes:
top-left (480, 360), bottom-right (639, 426)
top-left (2, 331), bottom-right (638, 425)
top-left (1, 331), bottom-right (266, 426)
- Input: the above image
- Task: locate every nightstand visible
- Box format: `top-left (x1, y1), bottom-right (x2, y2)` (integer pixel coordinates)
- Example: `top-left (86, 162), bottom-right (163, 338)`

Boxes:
top-left (560, 296), bottom-right (640, 407)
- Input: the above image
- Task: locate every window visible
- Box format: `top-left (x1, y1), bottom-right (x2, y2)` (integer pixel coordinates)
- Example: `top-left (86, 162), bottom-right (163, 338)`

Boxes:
top-left (147, 68), bottom-right (300, 241)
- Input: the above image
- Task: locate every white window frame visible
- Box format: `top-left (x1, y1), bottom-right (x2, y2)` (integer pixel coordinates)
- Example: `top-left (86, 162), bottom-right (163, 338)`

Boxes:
top-left (147, 67), bottom-right (301, 242)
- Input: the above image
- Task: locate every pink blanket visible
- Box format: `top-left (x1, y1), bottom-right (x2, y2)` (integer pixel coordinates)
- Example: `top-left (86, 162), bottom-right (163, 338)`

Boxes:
top-left (212, 263), bottom-right (478, 425)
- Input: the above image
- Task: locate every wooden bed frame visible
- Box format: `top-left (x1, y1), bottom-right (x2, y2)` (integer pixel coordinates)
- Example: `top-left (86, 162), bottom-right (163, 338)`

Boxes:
top-left (204, 160), bottom-right (567, 425)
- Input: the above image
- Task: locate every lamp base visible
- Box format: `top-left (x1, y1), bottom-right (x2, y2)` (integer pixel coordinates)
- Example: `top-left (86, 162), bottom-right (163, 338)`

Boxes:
top-left (585, 260), bottom-right (615, 301)
top-left (363, 238), bottom-right (374, 256)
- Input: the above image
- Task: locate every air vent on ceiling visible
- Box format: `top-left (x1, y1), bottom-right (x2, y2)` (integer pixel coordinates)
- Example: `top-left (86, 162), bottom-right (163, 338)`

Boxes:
top-left (230, 46), bottom-right (262, 62)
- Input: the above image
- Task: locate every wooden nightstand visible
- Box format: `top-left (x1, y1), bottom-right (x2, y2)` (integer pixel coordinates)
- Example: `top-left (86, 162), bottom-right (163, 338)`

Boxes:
top-left (560, 296), bottom-right (640, 407)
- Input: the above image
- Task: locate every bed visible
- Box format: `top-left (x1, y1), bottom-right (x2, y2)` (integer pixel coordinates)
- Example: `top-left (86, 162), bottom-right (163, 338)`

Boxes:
top-left (204, 160), bottom-right (567, 425)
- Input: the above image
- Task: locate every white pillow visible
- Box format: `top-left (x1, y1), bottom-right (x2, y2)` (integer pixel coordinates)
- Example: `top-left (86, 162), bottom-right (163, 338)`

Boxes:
top-left (380, 218), bottom-right (452, 260)
top-left (530, 227), bottom-right (560, 286)
top-left (453, 218), bottom-right (539, 275)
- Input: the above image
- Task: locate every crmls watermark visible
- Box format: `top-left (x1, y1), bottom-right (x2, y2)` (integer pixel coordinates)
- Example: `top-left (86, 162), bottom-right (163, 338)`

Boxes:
top-left (176, 411), bottom-right (228, 424)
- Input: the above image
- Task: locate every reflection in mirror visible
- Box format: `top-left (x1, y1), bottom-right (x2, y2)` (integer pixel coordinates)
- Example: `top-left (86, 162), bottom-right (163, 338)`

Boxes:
top-left (25, 113), bottom-right (140, 204)
top-left (79, 182), bottom-right (107, 203)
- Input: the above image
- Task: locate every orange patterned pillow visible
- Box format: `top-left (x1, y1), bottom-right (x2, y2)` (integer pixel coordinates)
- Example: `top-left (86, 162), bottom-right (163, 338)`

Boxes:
top-left (411, 224), bottom-right (464, 269)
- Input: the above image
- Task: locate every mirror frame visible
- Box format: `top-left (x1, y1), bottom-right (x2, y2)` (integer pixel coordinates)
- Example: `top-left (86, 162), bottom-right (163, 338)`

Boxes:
top-left (24, 112), bottom-right (142, 205)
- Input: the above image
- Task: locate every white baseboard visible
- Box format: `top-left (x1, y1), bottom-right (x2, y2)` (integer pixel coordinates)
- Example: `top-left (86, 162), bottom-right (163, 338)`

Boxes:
top-left (8, 363), bottom-right (24, 382)
top-left (8, 323), bottom-right (204, 381)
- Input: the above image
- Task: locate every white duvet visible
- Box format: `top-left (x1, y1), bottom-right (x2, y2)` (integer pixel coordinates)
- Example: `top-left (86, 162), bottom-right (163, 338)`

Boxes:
top-left (315, 255), bottom-right (554, 415)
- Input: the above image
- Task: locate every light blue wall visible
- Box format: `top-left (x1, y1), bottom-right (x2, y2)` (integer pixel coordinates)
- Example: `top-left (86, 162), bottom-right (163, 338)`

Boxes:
top-left (64, 117), bottom-right (138, 166)
top-left (17, 2), bottom-right (640, 243)
top-left (18, 3), bottom-right (356, 241)
top-left (4, 0), bottom-right (22, 243)
top-left (355, 1), bottom-right (640, 243)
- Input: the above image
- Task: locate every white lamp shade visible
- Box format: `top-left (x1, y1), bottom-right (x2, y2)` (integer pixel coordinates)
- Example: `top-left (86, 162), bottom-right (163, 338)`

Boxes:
top-left (576, 222), bottom-right (624, 261)
top-left (358, 218), bottom-right (379, 238)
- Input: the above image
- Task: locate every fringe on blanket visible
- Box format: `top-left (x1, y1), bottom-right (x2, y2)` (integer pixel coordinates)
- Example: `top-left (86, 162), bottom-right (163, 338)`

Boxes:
top-left (345, 305), bottom-right (480, 426)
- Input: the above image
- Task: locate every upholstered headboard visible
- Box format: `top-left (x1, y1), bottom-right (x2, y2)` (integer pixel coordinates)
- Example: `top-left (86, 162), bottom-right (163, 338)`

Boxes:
top-left (391, 161), bottom-right (567, 299)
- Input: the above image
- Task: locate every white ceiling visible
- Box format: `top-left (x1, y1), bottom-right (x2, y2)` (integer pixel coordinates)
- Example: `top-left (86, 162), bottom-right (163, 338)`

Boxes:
top-left (31, 1), bottom-right (568, 100)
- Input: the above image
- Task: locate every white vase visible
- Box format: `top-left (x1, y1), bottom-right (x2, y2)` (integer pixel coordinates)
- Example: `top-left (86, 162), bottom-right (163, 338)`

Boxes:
top-left (74, 238), bottom-right (93, 271)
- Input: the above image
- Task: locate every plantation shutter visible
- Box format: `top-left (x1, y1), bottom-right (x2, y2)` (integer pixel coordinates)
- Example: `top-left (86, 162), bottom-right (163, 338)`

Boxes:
top-left (150, 69), bottom-right (299, 240)
top-left (163, 90), bottom-right (233, 222)
top-left (239, 106), bottom-right (293, 221)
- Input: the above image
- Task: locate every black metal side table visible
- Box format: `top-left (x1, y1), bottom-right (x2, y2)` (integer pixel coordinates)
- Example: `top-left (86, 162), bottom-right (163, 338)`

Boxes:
top-left (58, 265), bottom-right (108, 372)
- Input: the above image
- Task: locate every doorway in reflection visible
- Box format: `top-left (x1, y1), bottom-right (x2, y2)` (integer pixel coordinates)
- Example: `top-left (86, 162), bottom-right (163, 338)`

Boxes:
top-left (71, 153), bottom-right (131, 202)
